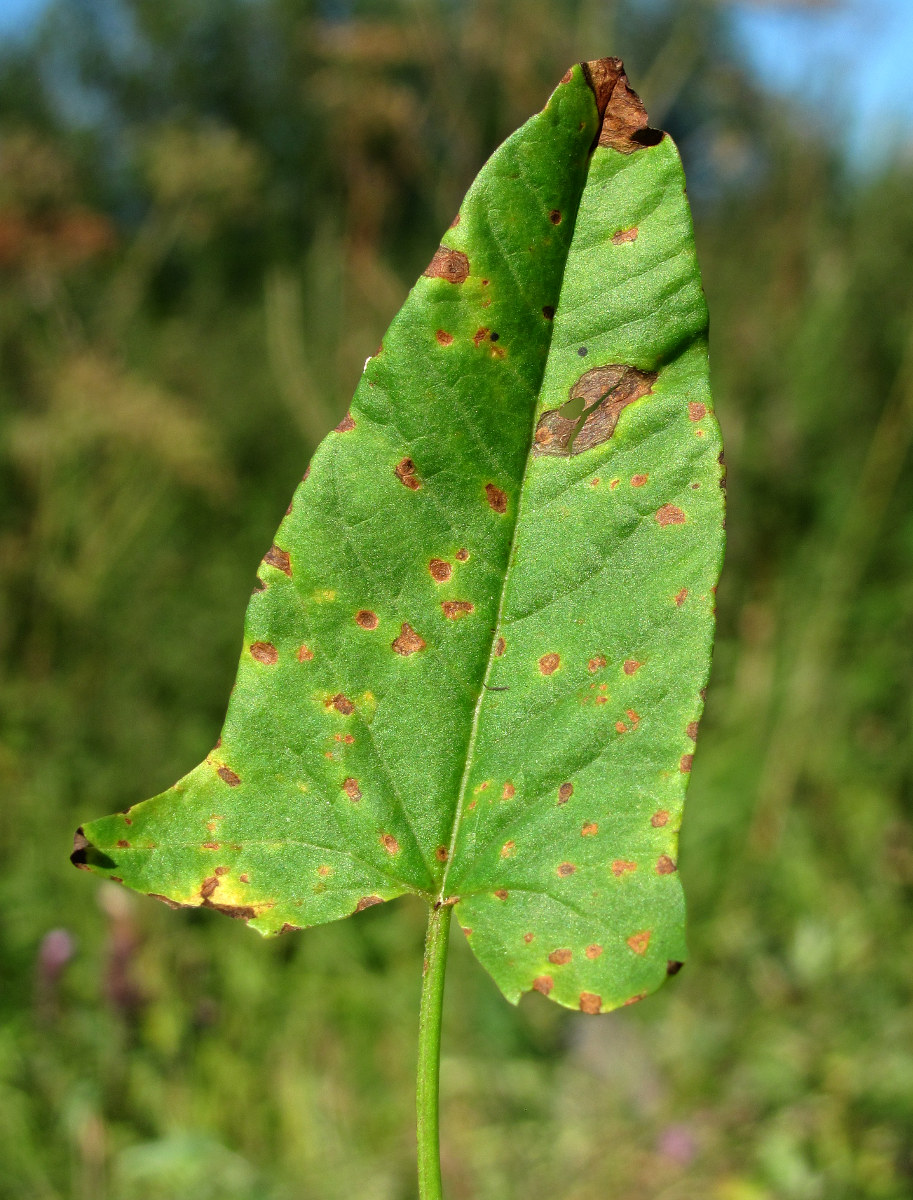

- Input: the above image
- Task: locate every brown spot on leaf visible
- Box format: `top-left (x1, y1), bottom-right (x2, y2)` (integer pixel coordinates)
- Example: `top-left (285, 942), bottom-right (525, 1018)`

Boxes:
top-left (623, 659), bottom-right (642, 675)
top-left (116, 839), bottom-right (129, 848)
top-left (585, 944), bottom-right (603, 959)
top-left (631, 473), bottom-right (648, 487)
top-left (549, 209), bottom-right (562, 224)
top-left (625, 992), bottom-right (647, 1006)
top-left (342, 778), bottom-right (362, 801)
top-left (380, 833), bottom-right (400, 855)
top-left (429, 558), bottom-right (452, 582)
top-left (317, 865), bottom-right (332, 878)
top-left (500, 841), bottom-right (515, 859)
top-left (680, 754), bottom-right (693, 773)
top-left (250, 641), bottom-right (278, 665)
top-left (581, 822), bottom-right (598, 837)
top-left (456, 548), bottom-right (469, 562)
top-left (656, 855), bottom-right (677, 875)
top-left (626, 709), bottom-right (640, 729)
top-left (588, 655), bottom-right (607, 672)
top-left (533, 975), bottom-right (554, 995)
top-left (557, 862), bottom-right (576, 877)
top-left (263, 544), bottom-right (292, 576)
top-left (542, 305), bottom-right (555, 320)
top-left (442, 601), bottom-right (474, 620)
top-left (392, 622), bottom-right (426, 655)
top-left (435, 329), bottom-right (453, 346)
top-left (494, 637), bottom-right (506, 657)
top-left (688, 402), bottom-right (707, 421)
top-left (329, 694), bottom-right (355, 715)
top-left (200, 876), bottom-right (220, 900)
top-left (675, 588), bottom-right (689, 607)
top-left (217, 766), bottom-right (241, 787)
top-left (502, 782), bottom-right (515, 800)
top-left (356, 895), bottom-right (384, 911)
top-left (472, 326), bottom-right (490, 348)
top-left (494, 889), bottom-right (509, 901)
top-left (558, 782), bottom-right (574, 804)
top-left (355, 610), bottom-right (378, 630)
top-left (612, 860), bottom-right (637, 876)
top-left (424, 246), bottom-right (470, 283)
top-left (394, 457), bottom-right (422, 490)
top-left (297, 644), bottom-right (314, 662)
top-left (534, 364), bottom-right (657, 456)
top-left (582, 57), bottom-right (663, 153)
top-left (686, 721), bottom-right (700, 740)
top-left (656, 504), bottom-right (686, 526)
top-left (435, 845), bottom-right (448, 863)
top-left (524, 932), bottom-right (535, 944)
top-left (611, 226), bottom-right (639, 244)
top-left (239, 874), bottom-right (250, 884)
top-left (548, 948), bottom-right (572, 965)
top-left (651, 810), bottom-right (670, 828)
top-left (335, 412), bottom-right (355, 433)
top-left (539, 653), bottom-right (560, 676)
top-left (627, 930), bottom-right (651, 955)
top-left (214, 866), bottom-right (229, 877)
top-left (201, 842), bottom-right (220, 850)
top-left (580, 992), bottom-right (602, 1014)
top-left (485, 483), bottom-right (508, 513)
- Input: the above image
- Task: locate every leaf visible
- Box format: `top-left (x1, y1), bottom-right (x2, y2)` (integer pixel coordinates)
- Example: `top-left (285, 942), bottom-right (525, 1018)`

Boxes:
top-left (72, 59), bottom-right (724, 1014)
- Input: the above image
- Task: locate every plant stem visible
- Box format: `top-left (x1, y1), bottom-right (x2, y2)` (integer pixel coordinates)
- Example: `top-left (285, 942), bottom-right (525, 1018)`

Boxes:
top-left (416, 901), bottom-right (451, 1200)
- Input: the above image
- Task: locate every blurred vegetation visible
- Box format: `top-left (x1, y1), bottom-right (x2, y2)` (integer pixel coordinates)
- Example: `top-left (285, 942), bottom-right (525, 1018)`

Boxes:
top-left (1, 1), bottom-right (911, 1197)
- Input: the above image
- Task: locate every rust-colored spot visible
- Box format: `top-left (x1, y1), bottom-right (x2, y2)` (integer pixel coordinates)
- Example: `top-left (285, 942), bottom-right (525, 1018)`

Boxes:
top-left (472, 326), bottom-right (490, 348)
top-left (356, 895), bottom-right (384, 911)
top-left (542, 305), bottom-right (555, 320)
top-left (115, 839), bottom-right (129, 849)
top-left (561, 67), bottom-right (573, 84)
top-left (449, 213), bottom-right (460, 228)
top-left (435, 329), bottom-right (454, 346)
top-left (297, 644), bottom-right (314, 662)
top-left (588, 655), bottom-right (607, 672)
top-left (494, 889), bottom-right (509, 901)
top-left (214, 866), bottom-right (229, 877)
top-left (423, 245), bottom-right (470, 284)
top-left (611, 226), bottom-right (639, 245)
top-left (675, 588), bottom-right (689, 607)
top-left (688, 401), bottom-right (707, 421)
top-left (582, 57), bottom-right (663, 153)
top-left (502, 782), bottom-right (515, 800)
top-left (201, 841), bottom-right (220, 850)
top-left (485, 483), bottom-right (508, 513)
top-left (239, 873), bottom-right (250, 883)
top-left (317, 865), bottom-right (332, 877)
top-left (686, 721), bottom-right (699, 740)
top-left (500, 841), bottom-right (515, 859)
top-left (200, 876), bottom-right (220, 900)
top-left (627, 930), bottom-right (651, 955)
top-left (549, 209), bottom-right (562, 224)
top-left (612, 860), bottom-right (637, 877)
top-left (580, 991), bottom-right (602, 1014)
top-left (342, 778), bottom-right (362, 801)
top-left (557, 862), bottom-right (576, 877)
top-left (429, 558), bottom-right (452, 582)
top-left (442, 601), bottom-right (474, 620)
top-left (329, 694), bottom-right (355, 715)
top-left (656, 504), bottom-right (686, 526)
top-left (217, 766), bottom-right (241, 787)
top-left (585, 943), bottom-right (603, 959)
top-left (558, 782), bottom-right (574, 804)
top-left (534, 364), bottom-right (657, 457)
top-left (667, 960), bottom-right (684, 976)
top-left (250, 641), bottom-right (278, 665)
top-left (380, 833), bottom-right (400, 855)
top-left (461, 926), bottom-right (473, 937)
top-left (548, 947), bottom-right (572, 965)
top-left (263, 544), bottom-right (292, 576)
top-left (494, 637), bottom-right (506, 657)
top-left (435, 845), bottom-right (448, 863)
top-left (623, 659), bottom-right (642, 675)
top-left (533, 975), bottom-right (554, 996)
top-left (539, 652), bottom-right (560, 676)
top-left (335, 412), bottom-right (355, 432)
top-left (680, 754), bottom-right (694, 773)
top-left (355, 610), bottom-right (378, 630)
top-left (656, 855), bottom-right (677, 875)
top-left (631, 473), bottom-right (648, 487)
top-left (394, 457), bottom-right (422, 490)
top-left (392, 622), bottom-right (427, 655)
top-left (253, 577), bottom-right (267, 593)
top-left (626, 709), bottom-right (640, 729)
top-left (625, 992), bottom-right (647, 1006)
top-left (456, 547), bottom-right (469, 562)
top-left (279, 922), bottom-right (303, 935)
top-left (616, 720), bottom-right (628, 734)
top-left (581, 822), bottom-right (598, 837)
top-left (651, 810), bottom-right (670, 827)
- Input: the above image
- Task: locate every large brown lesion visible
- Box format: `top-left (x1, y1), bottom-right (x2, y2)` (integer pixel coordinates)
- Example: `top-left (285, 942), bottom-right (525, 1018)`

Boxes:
top-left (533, 364), bottom-right (658, 457)
top-left (581, 57), bottom-right (663, 154)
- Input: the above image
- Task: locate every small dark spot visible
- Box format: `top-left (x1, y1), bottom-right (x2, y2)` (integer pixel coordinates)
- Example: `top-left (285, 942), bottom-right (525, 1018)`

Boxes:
top-left (656, 855), bottom-right (677, 875)
top-left (558, 782), bottom-right (574, 804)
top-left (656, 504), bottom-right (686, 527)
top-left (263, 545), bottom-right (292, 577)
top-left (395, 457), bottom-right (422, 490)
top-left (485, 483), bottom-right (508, 513)
top-left (680, 754), bottom-right (693, 773)
top-left (561, 67), bottom-right (573, 84)
top-left (627, 930), bottom-right (651, 955)
top-left (549, 209), bottom-right (562, 224)
top-left (200, 876), bottom-right (220, 900)
top-left (335, 412), bottom-right (355, 433)
top-left (580, 992), bottom-right (602, 1014)
top-left (436, 329), bottom-right (454, 346)
top-left (329, 694), bottom-right (355, 715)
top-left (581, 822), bottom-right (598, 837)
top-left (442, 601), bottom-right (474, 620)
top-left (539, 653), bottom-right (560, 676)
top-left (494, 637), bottom-right (506, 656)
top-left (542, 305), bottom-right (555, 320)
top-left (557, 862), bottom-right (576, 877)
top-left (250, 641), bottom-right (279, 665)
top-left (429, 558), bottom-right (452, 582)
top-left (585, 944), bottom-right (603, 959)
top-left (533, 975), bottom-right (554, 995)
top-left (355, 896), bottom-right (384, 911)
top-left (577, 347), bottom-right (588, 357)
top-left (456, 548), bottom-right (469, 561)
top-left (548, 948), bottom-right (572, 965)
top-left (342, 778), bottom-right (362, 801)
top-left (217, 766), bottom-right (241, 787)
top-left (356, 610), bottom-right (378, 630)
top-left (490, 331), bottom-right (499, 342)
top-left (651, 810), bottom-right (670, 827)
top-left (667, 960), bottom-right (684, 976)
top-left (297, 644), bottom-right (314, 662)
top-left (423, 245), bottom-right (470, 284)
top-left (494, 889), bottom-right (509, 901)
top-left (435, 845), bottom-right (448, 863)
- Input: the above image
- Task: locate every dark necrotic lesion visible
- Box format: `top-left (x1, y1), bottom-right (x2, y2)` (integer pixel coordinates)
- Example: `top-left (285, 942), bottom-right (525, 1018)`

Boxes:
top-left (533, 364), bottom-right (658, 456)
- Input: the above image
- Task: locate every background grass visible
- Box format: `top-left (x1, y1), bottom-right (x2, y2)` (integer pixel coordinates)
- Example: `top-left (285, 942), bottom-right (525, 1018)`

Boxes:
top-left (1, 1), bottom-right (912, 1197)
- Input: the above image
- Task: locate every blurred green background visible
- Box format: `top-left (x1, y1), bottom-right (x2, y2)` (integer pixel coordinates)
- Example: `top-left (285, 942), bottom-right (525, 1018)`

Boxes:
top-left (1, 1), bottom-right (912, 1197)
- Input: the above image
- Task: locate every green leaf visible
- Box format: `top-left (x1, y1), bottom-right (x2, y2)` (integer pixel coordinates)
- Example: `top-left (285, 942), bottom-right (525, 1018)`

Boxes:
top-left (73, 59), bottom-right (724, 1014)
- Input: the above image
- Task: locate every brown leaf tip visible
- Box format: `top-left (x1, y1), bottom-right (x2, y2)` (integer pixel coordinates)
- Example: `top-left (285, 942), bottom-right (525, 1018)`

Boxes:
top-left (392, 622), bottom-right (427, 655)
top-left (582, 58), bottom-right (663, 154)
top-left (71, 827), bottom-right (91, 870)
top-left (423, 246), bottom-right (470, 284)
top-left (394, 457), bottom-right (422, 490)
top-left (335, 412), bottom-right (355, 433)
top-left (250, 641), bottom-right (279, 664)
top-left (580, 991), bottom-right (602, 1014)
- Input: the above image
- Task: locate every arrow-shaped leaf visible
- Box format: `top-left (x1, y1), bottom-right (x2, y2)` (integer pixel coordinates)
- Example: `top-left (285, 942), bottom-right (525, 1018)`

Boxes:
top-left (73, 59), bottom-right (724, 1016)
